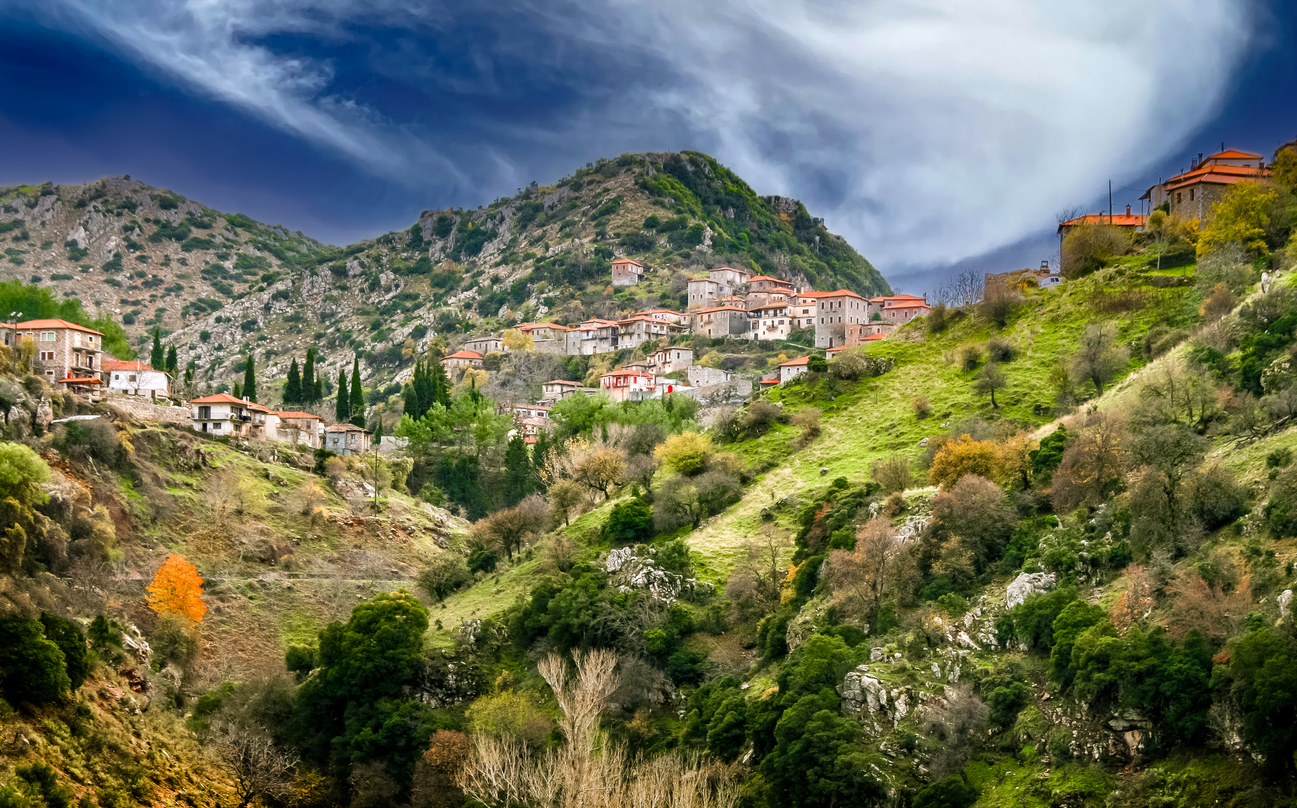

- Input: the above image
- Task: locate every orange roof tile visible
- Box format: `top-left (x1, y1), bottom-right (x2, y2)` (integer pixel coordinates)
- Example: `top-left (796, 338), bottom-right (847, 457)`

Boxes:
top-left (1059, 214), bottom-right (1149, 228)
top-left (190, 393), bottom-right (252, 405)
top-left (611, 257), bottom-right (645, 267)
top-left (444, 350), bottom-right (484, 360)
top-left (15, 318), bottom-right (105, 336)
top-left (103, 359), bottom-right (157, 372)
top-left (57, 376), bottom-right (102, 385)
top-left (778, 356), bottom-right (811, 367)
top-left (545, 379), bottom-right (580, 386)
top-left (691, 306), bottom-right (749, 315)
top-left (275, 411), bottom-right (323, 420)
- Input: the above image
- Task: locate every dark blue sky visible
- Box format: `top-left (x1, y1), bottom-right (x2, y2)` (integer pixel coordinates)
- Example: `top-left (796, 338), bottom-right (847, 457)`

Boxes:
top-left (1, 1), bottom-right (1293, 294)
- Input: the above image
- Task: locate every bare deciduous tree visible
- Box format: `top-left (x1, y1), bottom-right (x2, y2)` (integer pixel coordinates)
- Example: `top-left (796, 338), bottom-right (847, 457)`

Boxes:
top-left (470, 494), bottom-right (550, 561)
top-left (460, 649), bottom-right (737, 808)
top-left (935, 269), bottom-right (985, 307)
top-left (206, 721), bottom-right (299, 808)
top-left (827, 517), bottom-right (919, 630)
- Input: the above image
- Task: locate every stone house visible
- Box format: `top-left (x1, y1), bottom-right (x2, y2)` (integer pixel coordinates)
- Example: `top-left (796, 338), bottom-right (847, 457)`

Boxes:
top-left (688, 365), bottom-right (732, 387)
top-left (870, 294), bottom-right (931, 324)
top-left (815, 290), bottom-right (870, 348)
top-left (650, 346), bottom-right (693, 374)
top-left (792, 292), bottom-right (825, 329)
top-left (189, 393), bottom-right (274, 439)
top-left (691, 306), bottom-right (750, 339)
top-left (273, 411), bottom-right (324, 449)
top-left (687, 278), bottom-right (733, 309)
top-left (103, 359), bottom-right (170, 400)
top-left (575, 319), bottom-right (621, 355)
top-left (709, 265), bottom-right (753, 287)
top-left (325, 423), bottom-right (372, 456)
top-left (442, 350), bottom-right (484, 370)
top-left (463, 336), bottom-right (504, 354)
top-left (6, 319), bottom-right (105, 382)
top-left (611, 258), bottom-right (646, 287)
top-left (617, 315), bottom-right (681, 351)
top-left (635, 308), bottom-right (687, 325)
top-left (747, 276), bottom-right (796, 294)
top-left (541, 380), bottom-right (582, 402)
top-left (1141, 148), bottom-right (1269, 224)
top-left (600, 368), bottom-right (656, 403)
top-left (509, 403), bottom-right (551, 421)
top-left (515, 322), bottom-right (572, 354)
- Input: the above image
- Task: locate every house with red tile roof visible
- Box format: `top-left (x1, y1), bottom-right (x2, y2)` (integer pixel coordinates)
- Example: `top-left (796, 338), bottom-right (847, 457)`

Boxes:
top-left (6, 319), bottom-right (105, 382)
top-left (273, 411), bottom-right (324, 449)
top-left (611, 257), bottom-right (646, 287)
top-left (1057, 207), bottom-right (1149, 238)
top-left (777, 356), bottom-right (812, 384)
top-left (189, 393), bottom-right (275, 438)
top-left (599, 368), bottom-right (656, 402)
top-left (1141, 148), bottom-right (1270, 224)
top-left (869, 294), bottom-right (931, 324)
top-left (103, 359), bottom-right (170, 400)
top-left (815, 290), bottom-right (870, 348)
top-left (690, 306), bottom-right (751, 339)
top-left (442, 350), bottom-right (484, 370)
top-left (709, 265), bottom-right (753, 287)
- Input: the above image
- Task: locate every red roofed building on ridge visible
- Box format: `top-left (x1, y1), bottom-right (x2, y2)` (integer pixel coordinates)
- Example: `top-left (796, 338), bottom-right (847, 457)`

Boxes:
top-left (1140, 147), bottom-right (1270, 224)
top-left (1057, 206), bottom-right (1149, 239)
top-left (815, 290), bottom-right (869, 348)
top-left (870, 294), bottom-right (931, 324)
top-left (188, 393), bottom-right (274, 439)
top-left (690, 305), bottom-right (750, 339)
top-left (274, 411), bottom-right (324, 449)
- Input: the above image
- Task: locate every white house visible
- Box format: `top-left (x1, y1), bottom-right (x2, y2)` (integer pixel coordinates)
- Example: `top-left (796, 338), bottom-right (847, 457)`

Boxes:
top-left (777, 356), bottom-right (812, 384)
top-left (103, 359), bottom-right (170, 400)
top-left (189, 393), bottom-right (274, 438)
top-left (541, 380), bottom-right (583, 402)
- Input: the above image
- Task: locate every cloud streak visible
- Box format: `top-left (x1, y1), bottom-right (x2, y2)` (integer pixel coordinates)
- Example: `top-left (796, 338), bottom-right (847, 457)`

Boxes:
top-left (22, 0), bottom-right (1255, 270)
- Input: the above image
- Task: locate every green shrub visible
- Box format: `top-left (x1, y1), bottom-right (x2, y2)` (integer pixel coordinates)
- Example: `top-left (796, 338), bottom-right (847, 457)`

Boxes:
top-left (38, 614), bottom-right (88, 691)
top-left (604, 498), bottom-right (655, 543)
top-left (0, 614), bottom-right (70, 706)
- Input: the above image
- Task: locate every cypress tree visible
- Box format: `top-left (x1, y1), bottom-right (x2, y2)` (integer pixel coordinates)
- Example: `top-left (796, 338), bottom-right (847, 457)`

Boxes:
top-left (402, 383), bottom-right (421, 421)
top-left (165, 345), bottom-right (178, 376)
top-left (412, 359), bottom-right (432, 417)
top-left (285, 359), bottom-right (302, 404)
top-left (503, 436), bottom-right (531, 506)
top-left (242, 354), bottom-right (257, 403)
top-left (315, 378), bottom-right (324, 403)
top-left (150, 328), bottom-right (164, 370)
top-left (233, 382), bottom-right (242, 399)
top-left (432, 361), bottom-right (452, 408)
top-left (336, 370), bottom-right (349, 423)
top-left (183, 361), bottom-right (195, 387)
top-left (302, 348), bottom-right (317, 403)
top-left (349, 356), bottom-right (365, 428)
top-left (372, 421), bottom-right (382, 445)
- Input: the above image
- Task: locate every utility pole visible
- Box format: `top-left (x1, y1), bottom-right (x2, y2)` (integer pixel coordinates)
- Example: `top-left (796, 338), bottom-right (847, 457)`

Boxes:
top-left (1108, 181), bottom-right (1113, 224)
top-left (370, 444), bottom-right (381, 513)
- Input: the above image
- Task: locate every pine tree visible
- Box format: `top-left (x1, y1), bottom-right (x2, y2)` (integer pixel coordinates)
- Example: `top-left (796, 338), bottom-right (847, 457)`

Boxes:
top-left (303, 348), bottom-right (317, 403)
top-left (336, 370), bottom-right (349, 423)
top-left (503, 435), bottom-right (531, 506)
top-left (242, 354), bottom-right (257, 403)
top-left (146, 554), bottom-right (207, 623)
top-left (165, 345), bottom-right (178, 376)
top-left (285, 359), bottom-right (302, 404)
top-left (349, 356), bottom-right (365, 427)
top-left (150, 328), bottom-right (164, 370)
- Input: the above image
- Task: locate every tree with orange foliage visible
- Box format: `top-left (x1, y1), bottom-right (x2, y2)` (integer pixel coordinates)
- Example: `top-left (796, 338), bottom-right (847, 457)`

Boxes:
top-left (147, 554), bottom-right (208, 623)
top-left (1109, 565), bottom-right (1156, 635)
top-left (928, 434), bottom-right (998, 489)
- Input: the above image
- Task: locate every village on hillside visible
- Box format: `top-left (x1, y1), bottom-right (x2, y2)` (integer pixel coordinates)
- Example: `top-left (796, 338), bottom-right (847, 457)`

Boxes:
top-left (3, 145), bottom-right (1276, 457)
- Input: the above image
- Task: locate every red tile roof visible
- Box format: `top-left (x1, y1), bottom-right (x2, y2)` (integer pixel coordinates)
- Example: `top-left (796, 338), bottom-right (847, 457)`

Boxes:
top-left (778, 356), bottom-right (811, 367)
top-left (747, 275), bottom-right (794, 286)
top-left (817, 289), bottom-right (866, 300)
top-left (57, 376), bottom-right (102, 385)
top-left (691, 306), bottom-right (749, 315)
top-left (759, 378), bottom-right (780, 386)
top-left (444, 350), bottom-right (484, 360)
top-left (601, 368), bottom-right (655, 378)
top-left (545, 379), bottom-right (580, 387)
top-left (514, 322), bottom-right (572, 332)
top-left (190, 393), bottom-right (252, 405)
top-left (1059, 214), bottom-right (1148, 228)
top-left (275, 411), bottom-right (322, 420)
top-left (611, 257), bottom-right (645, 267)
top-left (15, 319), bottom-right (105, 336)
top-left (1204, 149), bottom-right (1263, 162)
top-left (103, 359), bottom-right (156, 372)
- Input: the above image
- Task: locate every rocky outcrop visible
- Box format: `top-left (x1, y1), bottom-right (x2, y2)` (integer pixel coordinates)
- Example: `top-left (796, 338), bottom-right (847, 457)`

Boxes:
top-left (1280, 588), bottom-right (1293, 624)
top-left (605, 547), bottom-right (713, 604)
top-left (1006, 571), bottom-right (1057, 609)
top-left (841, 665), bottom-right (911, 735)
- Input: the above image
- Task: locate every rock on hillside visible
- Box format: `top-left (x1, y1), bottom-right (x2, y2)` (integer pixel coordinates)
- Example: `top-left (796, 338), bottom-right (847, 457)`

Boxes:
top-left (0, 152), bottom-right (889, 396)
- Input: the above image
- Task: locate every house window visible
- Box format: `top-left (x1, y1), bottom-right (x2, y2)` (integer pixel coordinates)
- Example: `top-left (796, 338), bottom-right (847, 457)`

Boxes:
top-left (212, 422), bottom-right (221, 430)
top-left (41, 331), bottom-right (56, 342)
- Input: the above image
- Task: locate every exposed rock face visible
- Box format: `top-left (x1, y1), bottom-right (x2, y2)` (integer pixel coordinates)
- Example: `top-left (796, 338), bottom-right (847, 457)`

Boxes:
top-left (841, 665), bottom-right (911, 735)
top-left (1280, 588), bottom-right (1293, 624)
top-left (1005, 571), bottom-right (1057, 609)
top-left (605, 547), bottom-right (713, 604)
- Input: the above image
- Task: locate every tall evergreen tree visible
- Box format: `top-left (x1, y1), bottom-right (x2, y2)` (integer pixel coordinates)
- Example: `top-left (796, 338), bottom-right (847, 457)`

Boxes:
top-left (502, 435), bottom-right (531, 506)
top-left (349, 356), bottom-right (365, 428)
top-left (336, 370), bottom-right (349, 423)
top-left (302, 348), bottom-right (317, 403)
top-left (402, 383), bottom-right (421, 421)
top-left (432, 361), bottom-right (452, 408)
top-left (233, 382), bottom-right (242, 399)
top-left (242, 354), bottom-right (257, 403)
top-left (372, 420), bottom-right (382, 446)
top-left (183, 360), bottom-right (195, 388)
top-left (413, 359), bottom-right (434, 418)
top-left (165, 345), bottom-right (178, 376)
top-left (531, 431), bottom-right (552, 492)
top-left (150, 328), bottom-right (164, 370)
top-left (315, 378), bottom-right (324, 403)
top-left (285, 358), bottom-right (302, 404)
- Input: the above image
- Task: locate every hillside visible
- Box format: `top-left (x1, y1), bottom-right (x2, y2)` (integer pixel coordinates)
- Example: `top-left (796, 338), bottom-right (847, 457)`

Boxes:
top-left (0, 152), bottom-right (888, 399)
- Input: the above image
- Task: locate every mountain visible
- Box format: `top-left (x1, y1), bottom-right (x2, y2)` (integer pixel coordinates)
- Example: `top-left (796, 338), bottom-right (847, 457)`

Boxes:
top-left (0, 152), bottom-right (889, 394)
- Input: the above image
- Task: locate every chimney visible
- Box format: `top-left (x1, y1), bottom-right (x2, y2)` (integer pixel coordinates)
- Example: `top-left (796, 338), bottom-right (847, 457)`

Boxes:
top-left (1125, 205), bottom-right (1131, 216)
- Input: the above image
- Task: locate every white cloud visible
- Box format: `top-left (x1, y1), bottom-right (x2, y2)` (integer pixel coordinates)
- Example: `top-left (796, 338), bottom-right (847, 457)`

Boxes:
top-left (31, 0), bottom-right (1253, 269)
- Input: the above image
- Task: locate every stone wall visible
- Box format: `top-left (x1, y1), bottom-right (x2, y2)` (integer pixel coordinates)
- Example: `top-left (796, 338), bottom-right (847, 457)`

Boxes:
top-left (108, 396), bottom-right (191, 427)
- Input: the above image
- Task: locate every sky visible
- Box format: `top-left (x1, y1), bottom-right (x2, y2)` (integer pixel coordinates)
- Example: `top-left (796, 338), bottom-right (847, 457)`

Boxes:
top-left (1, 0), bottom-right (1294, 294)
